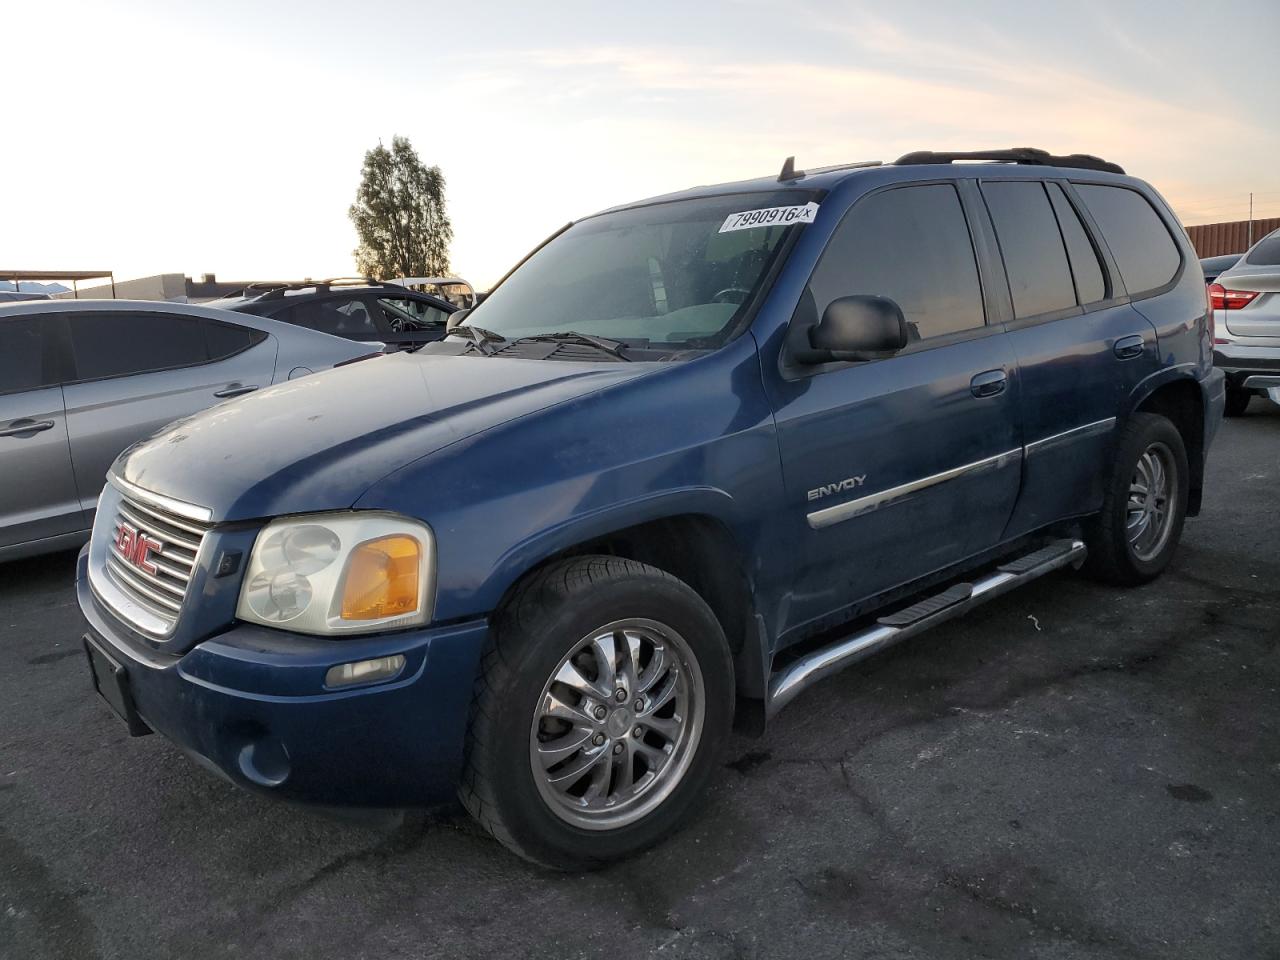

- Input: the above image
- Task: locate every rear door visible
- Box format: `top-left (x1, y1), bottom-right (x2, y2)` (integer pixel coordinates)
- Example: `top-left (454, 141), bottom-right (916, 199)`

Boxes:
top-left (0, 314), bottom-right (82, 548)
top-left (767, 182), bottom-right (1023, 636)
top-left (61, 311), bottom-right (277, 512)
top-left (984, 179), bottom-right (1161, 536)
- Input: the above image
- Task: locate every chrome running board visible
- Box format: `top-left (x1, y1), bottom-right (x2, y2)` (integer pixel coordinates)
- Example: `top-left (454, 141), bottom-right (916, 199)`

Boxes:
top-left (767, 539), bottom-right (1087, 715)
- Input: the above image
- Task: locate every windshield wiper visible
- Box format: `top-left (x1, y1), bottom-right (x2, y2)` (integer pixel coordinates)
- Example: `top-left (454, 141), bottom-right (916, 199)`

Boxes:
top-left (509, 331), bottom-right (633, 361)
top-left (446, 324), bottom-right (506, 356)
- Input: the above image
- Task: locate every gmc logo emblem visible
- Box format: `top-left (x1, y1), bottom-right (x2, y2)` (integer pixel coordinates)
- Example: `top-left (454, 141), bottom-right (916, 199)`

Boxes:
top-left (114, 521), bottom-right (163, 575)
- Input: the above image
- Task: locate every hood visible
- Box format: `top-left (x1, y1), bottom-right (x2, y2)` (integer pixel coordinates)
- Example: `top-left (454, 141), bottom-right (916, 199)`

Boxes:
top-left (116, 352), bottom-right (653, 521)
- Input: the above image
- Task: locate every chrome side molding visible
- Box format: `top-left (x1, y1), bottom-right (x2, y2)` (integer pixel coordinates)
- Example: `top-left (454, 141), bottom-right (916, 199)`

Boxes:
top-left (806, 449), bottom-right (1021, 530)
top-left (767, 538), bottom-right (1087, 715)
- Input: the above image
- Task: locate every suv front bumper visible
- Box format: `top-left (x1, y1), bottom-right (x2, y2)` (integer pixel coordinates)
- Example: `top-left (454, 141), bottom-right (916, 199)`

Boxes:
top-left (77, 547), bottom-right (488, 807)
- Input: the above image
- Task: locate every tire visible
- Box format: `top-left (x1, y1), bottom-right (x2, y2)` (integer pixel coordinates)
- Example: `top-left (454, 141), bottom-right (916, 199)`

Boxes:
top-left (1224, 384), bottom-right (1251, 418)
top-left (459, 556), bottom-right (734, 870)
top-left (1083, 413), bottom-right (1189, 586)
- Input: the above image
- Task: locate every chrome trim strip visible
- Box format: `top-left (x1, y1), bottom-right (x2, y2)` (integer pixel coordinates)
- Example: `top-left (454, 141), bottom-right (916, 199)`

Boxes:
top-left (1025, 417), bottom-right (1116, 456)
top-left (807, 448), bottom-right (1021, 530)
top-left (108, 473), bottom-right (214, 524)
top-left (768, 539), bottom-right (1087, 714)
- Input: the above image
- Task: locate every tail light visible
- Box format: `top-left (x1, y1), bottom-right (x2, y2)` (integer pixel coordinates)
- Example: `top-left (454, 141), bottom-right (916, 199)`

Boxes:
top-left (1207, 282), bottom-right (1259, 310)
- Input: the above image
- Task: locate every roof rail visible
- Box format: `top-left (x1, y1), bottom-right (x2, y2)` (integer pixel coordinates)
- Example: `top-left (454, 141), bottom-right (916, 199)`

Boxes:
top-left (777, 156), bottom-right (882, 182)
top-left (893, 147), bottom-right (1124, 175)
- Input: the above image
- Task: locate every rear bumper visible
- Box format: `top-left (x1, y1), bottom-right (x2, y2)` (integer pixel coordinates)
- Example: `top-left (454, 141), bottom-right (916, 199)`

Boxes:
top-left (1213, 342), bottom-right (1280, 379)
top-left (1204, 367), bottom-right (1225, 450)
top-left (77, 547), bottom-right (488, 807)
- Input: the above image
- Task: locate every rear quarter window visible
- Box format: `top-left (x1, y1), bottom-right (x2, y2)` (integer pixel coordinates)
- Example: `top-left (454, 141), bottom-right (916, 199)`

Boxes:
top-left (1075, 184), bottom-right (1181, 297)
top-left (1245, 232), bottom-right (1280, 266)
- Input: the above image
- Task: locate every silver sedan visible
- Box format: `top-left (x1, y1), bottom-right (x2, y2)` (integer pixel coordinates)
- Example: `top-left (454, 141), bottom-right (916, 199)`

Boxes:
top-left (1212, 228), bottom-right (1280, 416)
top-left (0, 299), bottom-right (379, 561)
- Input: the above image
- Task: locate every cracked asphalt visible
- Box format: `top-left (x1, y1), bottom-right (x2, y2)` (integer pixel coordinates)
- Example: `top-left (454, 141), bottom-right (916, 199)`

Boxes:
top-left (2, 406), bottom-right (1278, 960)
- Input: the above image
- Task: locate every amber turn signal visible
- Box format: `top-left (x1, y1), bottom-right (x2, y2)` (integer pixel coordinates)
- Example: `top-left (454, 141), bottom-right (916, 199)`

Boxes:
top-left (340, 535), bottom-right (421, 621)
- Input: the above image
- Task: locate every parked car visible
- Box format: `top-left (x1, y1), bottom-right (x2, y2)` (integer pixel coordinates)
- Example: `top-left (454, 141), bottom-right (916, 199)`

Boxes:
top-left (1209, 228), bottom-right (1280, 415)
top-left (0, 299), bottom-right (377, 561)
top-left (77, 148), bottom-right (1222, 869)
top-left (1200, 253), bottom-right (1241, 285)
top-left (386, 276), bottom-right (478, 308)
top-left (215, 278), bottom-right (456, 351)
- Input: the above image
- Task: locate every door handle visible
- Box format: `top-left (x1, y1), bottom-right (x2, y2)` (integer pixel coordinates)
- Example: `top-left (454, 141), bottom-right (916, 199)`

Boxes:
top-left (213, 384), bottom-right (258, 398)
top-left (970, 369), bottom-right (1007, 398)
top-left (0, 418), bottom-right (55, 438)
top-left (1113, 335), bottom-right (1145, 360)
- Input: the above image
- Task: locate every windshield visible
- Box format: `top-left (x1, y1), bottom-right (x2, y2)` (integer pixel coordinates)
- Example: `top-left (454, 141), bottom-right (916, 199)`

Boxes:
top-left (464, 191), bottom-right (815, 348)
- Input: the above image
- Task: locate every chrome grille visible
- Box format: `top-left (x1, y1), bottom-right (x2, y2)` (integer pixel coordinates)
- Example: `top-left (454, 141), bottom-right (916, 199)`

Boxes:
top-left (103, 490), bottom-right (212, 631)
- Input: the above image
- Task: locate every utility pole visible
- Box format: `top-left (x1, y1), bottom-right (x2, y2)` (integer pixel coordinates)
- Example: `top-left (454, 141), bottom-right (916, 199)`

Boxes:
top-left (1247, 192), bottom-right (1254, 247)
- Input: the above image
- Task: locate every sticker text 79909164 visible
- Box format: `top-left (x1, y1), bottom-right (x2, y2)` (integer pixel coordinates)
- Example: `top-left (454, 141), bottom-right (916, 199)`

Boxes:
top-left (719, 201), bottom-right (820, 234)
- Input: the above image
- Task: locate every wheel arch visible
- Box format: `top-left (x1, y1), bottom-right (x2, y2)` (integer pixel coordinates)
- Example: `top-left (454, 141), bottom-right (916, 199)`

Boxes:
top-left (1129, 374), bottom-right (1206, 516)
top-left (484, 503), bottom-right (762, 708)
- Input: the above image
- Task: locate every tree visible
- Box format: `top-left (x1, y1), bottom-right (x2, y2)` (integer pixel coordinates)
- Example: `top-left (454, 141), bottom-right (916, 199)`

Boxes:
top-left (349, 136), bottom-right (453, 279)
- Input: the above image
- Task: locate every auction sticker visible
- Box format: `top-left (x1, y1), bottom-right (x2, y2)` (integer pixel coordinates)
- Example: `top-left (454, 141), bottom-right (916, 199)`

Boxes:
top-left (719, 201), bottom-right (819, 233)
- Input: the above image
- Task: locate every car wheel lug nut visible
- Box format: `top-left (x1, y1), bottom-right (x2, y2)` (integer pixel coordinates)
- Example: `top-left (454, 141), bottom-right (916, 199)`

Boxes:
top-left (593, 705), bottom-right (607, 720)
top-left (592, 733), bottom-right (605, 746)
top-left (613, 742), bottom-right (624, 755)
top-left (632, 726), bottom-right (642, 738)
top-left (633, 699), bottom-right (644, 712)
top-left (614, 689), bottom-right (627, 702)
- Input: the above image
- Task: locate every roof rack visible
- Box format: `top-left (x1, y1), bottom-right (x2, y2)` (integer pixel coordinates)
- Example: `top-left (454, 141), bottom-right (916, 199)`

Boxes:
top-left (241, 277), bottom-right (392, 300)
top-left (893, 147), bottom-right (1124, 175)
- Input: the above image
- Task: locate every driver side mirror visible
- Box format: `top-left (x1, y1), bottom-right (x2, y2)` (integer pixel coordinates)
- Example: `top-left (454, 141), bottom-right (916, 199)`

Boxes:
top-left (797, 295), bottom-right (910, 364)
top-left (446, 307), bottom-right (471, 330)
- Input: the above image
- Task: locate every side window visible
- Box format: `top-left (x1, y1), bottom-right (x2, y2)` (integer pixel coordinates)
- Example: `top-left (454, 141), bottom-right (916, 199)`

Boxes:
top-left (0, 317), bottom-right (54, 395)
top-left (980, 181), bottom-right (1076, 319)
top-left (808, 184), bottom-right (985, 340)
top-left (203, 319), bottom-right (266, 361)
top-left (378, 297), bottom-right (449, 328)
top-left (1075, 184), bottom-right (1181, 296)
top-left (68, 313), bottom-right (208, 381)
top-left (1046, 183), bottom-right (1106, 305)
top-left (288, 299), bottom-right (379, 336)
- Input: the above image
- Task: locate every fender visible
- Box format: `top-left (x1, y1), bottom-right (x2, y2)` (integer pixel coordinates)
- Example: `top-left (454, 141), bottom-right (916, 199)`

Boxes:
top-left (1123, 361), bottom-right (1205, 419)
top-left (471, 485), bottom-right (746, 619)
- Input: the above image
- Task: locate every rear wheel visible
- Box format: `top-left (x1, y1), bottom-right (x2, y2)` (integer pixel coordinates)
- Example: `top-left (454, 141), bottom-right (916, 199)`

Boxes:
top-left (460, 556), bottom-right (733, 870)
top-left (1224, 383), bottom-right (1251, 417)
top-left (1083, 413), bottom-right (1189, 585)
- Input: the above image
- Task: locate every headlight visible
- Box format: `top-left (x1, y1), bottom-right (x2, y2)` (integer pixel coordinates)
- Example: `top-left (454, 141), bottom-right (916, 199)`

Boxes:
top-left (236, 513), bottom-right (435, 635)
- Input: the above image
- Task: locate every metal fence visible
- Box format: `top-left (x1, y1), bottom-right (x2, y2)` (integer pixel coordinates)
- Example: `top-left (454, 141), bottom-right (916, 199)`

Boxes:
top-left (1186, 218), bottom-right (1280, 258)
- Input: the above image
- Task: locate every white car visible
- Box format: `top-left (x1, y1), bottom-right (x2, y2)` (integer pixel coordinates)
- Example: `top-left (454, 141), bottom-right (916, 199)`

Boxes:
top-left (1211, 228), bottom-right (1280, 415)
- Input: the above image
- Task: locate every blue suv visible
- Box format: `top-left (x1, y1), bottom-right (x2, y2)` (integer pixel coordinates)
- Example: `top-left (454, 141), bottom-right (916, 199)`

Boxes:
top-left (77, 148), bottom-right (1225, 869)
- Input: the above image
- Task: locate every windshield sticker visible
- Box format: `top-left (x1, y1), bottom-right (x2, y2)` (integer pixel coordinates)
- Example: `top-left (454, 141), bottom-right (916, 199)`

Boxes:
top-left (719, 201), bottom-right (819, 233)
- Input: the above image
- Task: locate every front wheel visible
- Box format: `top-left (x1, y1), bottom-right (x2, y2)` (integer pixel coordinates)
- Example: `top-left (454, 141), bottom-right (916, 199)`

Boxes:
top-left (460, 556), bottom-right (734, 870)
top-left (1083, 413), bottom-right (1189, 585)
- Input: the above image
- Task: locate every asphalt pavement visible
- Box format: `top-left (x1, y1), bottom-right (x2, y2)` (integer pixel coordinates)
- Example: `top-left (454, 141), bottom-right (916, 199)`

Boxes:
top-left (2, 405), bottom-right (1277, 960)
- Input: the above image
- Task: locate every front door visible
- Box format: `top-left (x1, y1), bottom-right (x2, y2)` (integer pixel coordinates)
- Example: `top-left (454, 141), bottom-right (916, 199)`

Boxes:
top-left (766, 182), bottom-right (1023, 641)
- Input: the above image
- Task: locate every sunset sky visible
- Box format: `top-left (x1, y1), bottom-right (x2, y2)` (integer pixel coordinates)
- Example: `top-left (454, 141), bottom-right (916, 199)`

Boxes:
top-left (3, 0), bottom-right (1278, 290)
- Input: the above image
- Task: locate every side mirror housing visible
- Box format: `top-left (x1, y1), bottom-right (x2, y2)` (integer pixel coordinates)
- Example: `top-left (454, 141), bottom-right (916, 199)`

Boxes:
top-left (446, 307), bottom-right (471, 330)
top-left (796, 295), bottom-right (910, 364)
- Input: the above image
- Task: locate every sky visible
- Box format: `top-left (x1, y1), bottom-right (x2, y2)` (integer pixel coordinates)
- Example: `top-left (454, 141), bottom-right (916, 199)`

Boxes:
top-left (2, 0), bottom-right (1278, 290)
